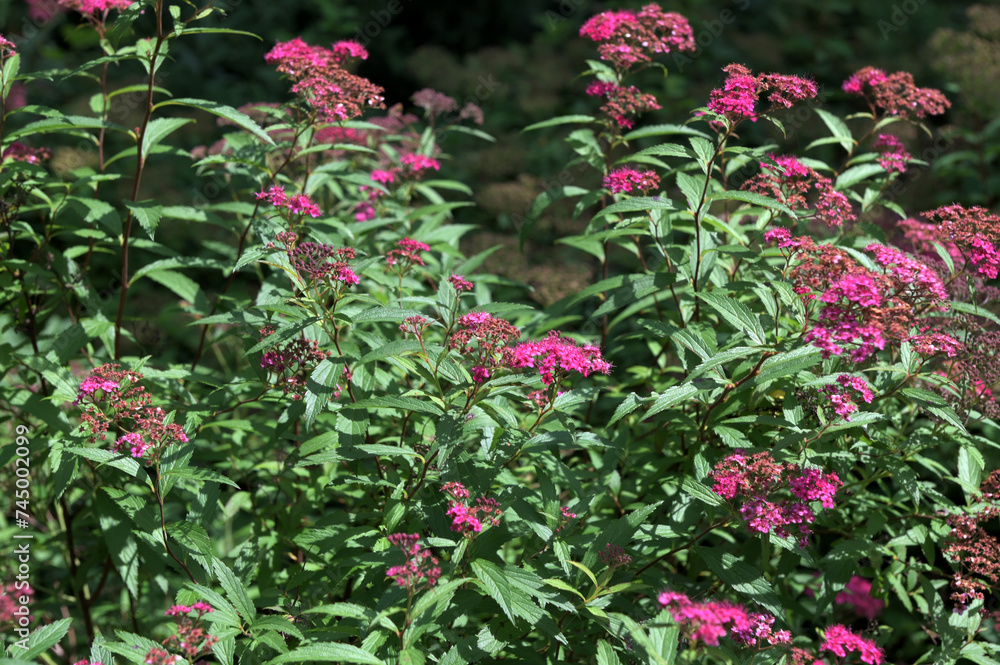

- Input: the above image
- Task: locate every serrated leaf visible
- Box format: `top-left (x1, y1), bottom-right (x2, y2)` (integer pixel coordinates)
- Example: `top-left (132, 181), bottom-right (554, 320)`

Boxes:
top-left (609, 392), bottom-right (647, 426)
top-left (213, 559), bottom-right (256, 621)
top-left (707, 190), bottom-right (796, 218)
top-left (141, 117), bottom-right (194, 157)
top-left (7, 618), bottom-right (72, 660)
top-left (155, 98), bottom-right (275, 144)
top-left (645, 384), bottom-right (701, 419)
top-left (470, 559), bottom-right (542, 625)
top-left (124, 199), bottom-right (163, 240)
top-left (696, 292), bottom-right (767, 345)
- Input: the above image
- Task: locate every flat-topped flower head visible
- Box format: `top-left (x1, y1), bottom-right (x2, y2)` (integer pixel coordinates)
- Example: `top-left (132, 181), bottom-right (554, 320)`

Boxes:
top-left (386, 533), bottom-right (441, 589)
top-left (820, 624), bottom-right (885, 664)
top-left (58, 0), bottom-right (131, 14)
top-left (708, 64), bottom-right (818, 122)
top-left (742, 154), bottom-right (854, 227)
top-left (579, 5), bottom-right (695, 69)
top-left (843, 66), bottom-right (950, 118)
top-left (508, 331), bottom-right (612, 386)
top-left (922, 205), bottom-right (1000, 279)
top-left (874, 133), bottom-right (911, 173)
top-left (586, 81), bottom-right (661, 129)
top-left (400, 153), bottom-right (441, 174)
top-left (0, 35), bottom-right (16, 53)
top-left (603, 167), bottom-right (660, 194)
top-left (265, 37), bottom-right (384, 122)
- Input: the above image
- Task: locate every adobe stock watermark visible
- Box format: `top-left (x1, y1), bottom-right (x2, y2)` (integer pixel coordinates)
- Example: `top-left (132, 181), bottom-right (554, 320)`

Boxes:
top-left (878, 0), bottom-right (928, 40)
top-left (8, 423), bottom-right (35, 652)
top-left (350, 0), bottom-right (411, 48)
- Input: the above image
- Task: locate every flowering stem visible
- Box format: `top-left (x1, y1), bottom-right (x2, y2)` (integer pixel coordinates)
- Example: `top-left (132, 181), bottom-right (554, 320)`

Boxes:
top-left (114, 0), bottom-right (166, 358)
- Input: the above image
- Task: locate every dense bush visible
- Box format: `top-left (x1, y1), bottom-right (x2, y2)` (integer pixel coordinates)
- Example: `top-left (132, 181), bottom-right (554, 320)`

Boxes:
top-left (2, 2), bottom-right (1000, 665)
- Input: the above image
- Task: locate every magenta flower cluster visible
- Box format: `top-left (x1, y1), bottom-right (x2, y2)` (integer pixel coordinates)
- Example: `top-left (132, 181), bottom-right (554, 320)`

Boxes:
top-left (256, 185), bottom-right (322, 218)
top-left (603, 167), bottom-right (660, 194)
top-left (842, 66), bottom-right (950, 118)
top-left (874, 134), bottom-right (911, 173)
top-left (822, 374), bottom-right (876, 421)
top-left (707, 63), bottom-right (818, 122)
top-left (578, 4), bottom-right (695, 70)
top-left (711, 452), bottom-right (842, 544)
top-left (657, 590), bottom-right (790, 647)
top-left (835, 576), bottom-right (886, 621)
top-left (821, 624), bottom-right (885, 664)
top-left (386, 533), bottom-right (441, 589)
top-left (743, 154), bottom-right (854, 228)
top-left (442, 482), bottom-right (502, 536)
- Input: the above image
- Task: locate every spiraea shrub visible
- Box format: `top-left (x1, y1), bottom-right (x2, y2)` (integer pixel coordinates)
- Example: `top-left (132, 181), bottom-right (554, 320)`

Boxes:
top-left (2, 2), bottom-right (1000, 664)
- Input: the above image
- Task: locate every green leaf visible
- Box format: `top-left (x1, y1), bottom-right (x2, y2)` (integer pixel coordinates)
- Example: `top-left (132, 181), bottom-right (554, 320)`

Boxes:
top-left (681, 476), bottom-right (724, 507)
top-left (592, 196), bottom-right (680, 222)
top-left (213, 559), bottom-right (256, 621)
top-left (123, 199), bottom-right (163, 240)
top-left (696, 292), bottom-right (768, 345)
top-left (303, 359), bottom-right (344, 430)
top-left (596, 640), bottom-right (622, 665)
top-left (470, 559), bottom-right (543, 625)
top-left (144, 269), bottom-right (202, 305)
top-left (154, 98), bottom-right (275, 145)
top-left (623, 123), bottom-right (710, 140)
top-left (815, 108), bottom-right (855, 153)
top-left (706, 190), bottom-right (797, 218)
top-left (609, 392), bottom-right (647, 426)
top-left (835, 163), bottom-right (885, 190)
top-left (263, 644), bottom-right (385, 665)
top-left (523, 114), bottom-right (597, 131)
top-left (7, 618), bottom-right (72, 660)
top-left (645, 384), bottom-right (701, 419)
top-left (697, 547), bottom-right (784, 616)
top-left (141, 117), bottom-right (194, 157)
top-left (65, 446), bottom-right (145, 479)
top-left (2, 53), bottom-right (20, 100)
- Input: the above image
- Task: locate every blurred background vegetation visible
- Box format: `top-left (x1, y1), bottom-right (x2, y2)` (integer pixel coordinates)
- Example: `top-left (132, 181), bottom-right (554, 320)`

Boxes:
top-left (3, 0), bottom-right (998, 356)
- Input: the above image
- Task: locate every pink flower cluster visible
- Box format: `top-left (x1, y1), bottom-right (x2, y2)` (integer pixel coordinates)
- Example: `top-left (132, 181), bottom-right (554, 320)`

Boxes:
top-left (448, 274), bottom-right (473, 291)
top-left (265, 37), bottom-right (384, 123)
top-left (144, 600), bottom-right (216, 665)
top-left (257, 327), bottom-right (344, 400)
top-left (835, 576), bottom-right (885, 621)
top-left (843, 66), bottom-right (950, 118)
top-left (822, 374), bottom-right (876, 421)
top-left (743, 154), bottom-right (854, 227)
top-left (603, 167), bottom-right (660, 194)
top-left (448, 312), bottom-right (522, 383)
top-left (400, 153), bottom-right (441, 174)
top-left (585, 81), bottom-right (661, 129)
top-left (874, 134), bottom-right (911, 173)
top-left (0, 581), bottom-right (31, 623)
top-left (820, 624), bottom-right (885, 664)
top-left (256, 185), bottom-right (322, 218)
top-left (508, 331), bottom-right (613, 386)
top-left (769, 233), bottom-right (951, 361)
top-left (2, 142), bottom-right (52, 165)
top-left (711, 452), bottom-right (842, 543)
top-left (442, 482), bottom-right (502, 535)
top-left (923, 204), bottom-right (1000, 279)
top-left (75, 364), bottom-right (189, 462)
top-left (598, 543), bottom-right (632, 568)
top-left (386, 237), bottom-right (431, 268)
top-left (73, 660), bottom-right (103, 665)
top-left (579, 4), bottom-right (695, 69)
top-left (707, 64), bottom-right (818, 122)
top-left (386, 533), bottom-right (441, 589)
top-left (57, 0), bottom-right (131, 15)
top-left (0, 34), bottom-right (15, 54)
top-left (657, 590), bottom-right (790, 647)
